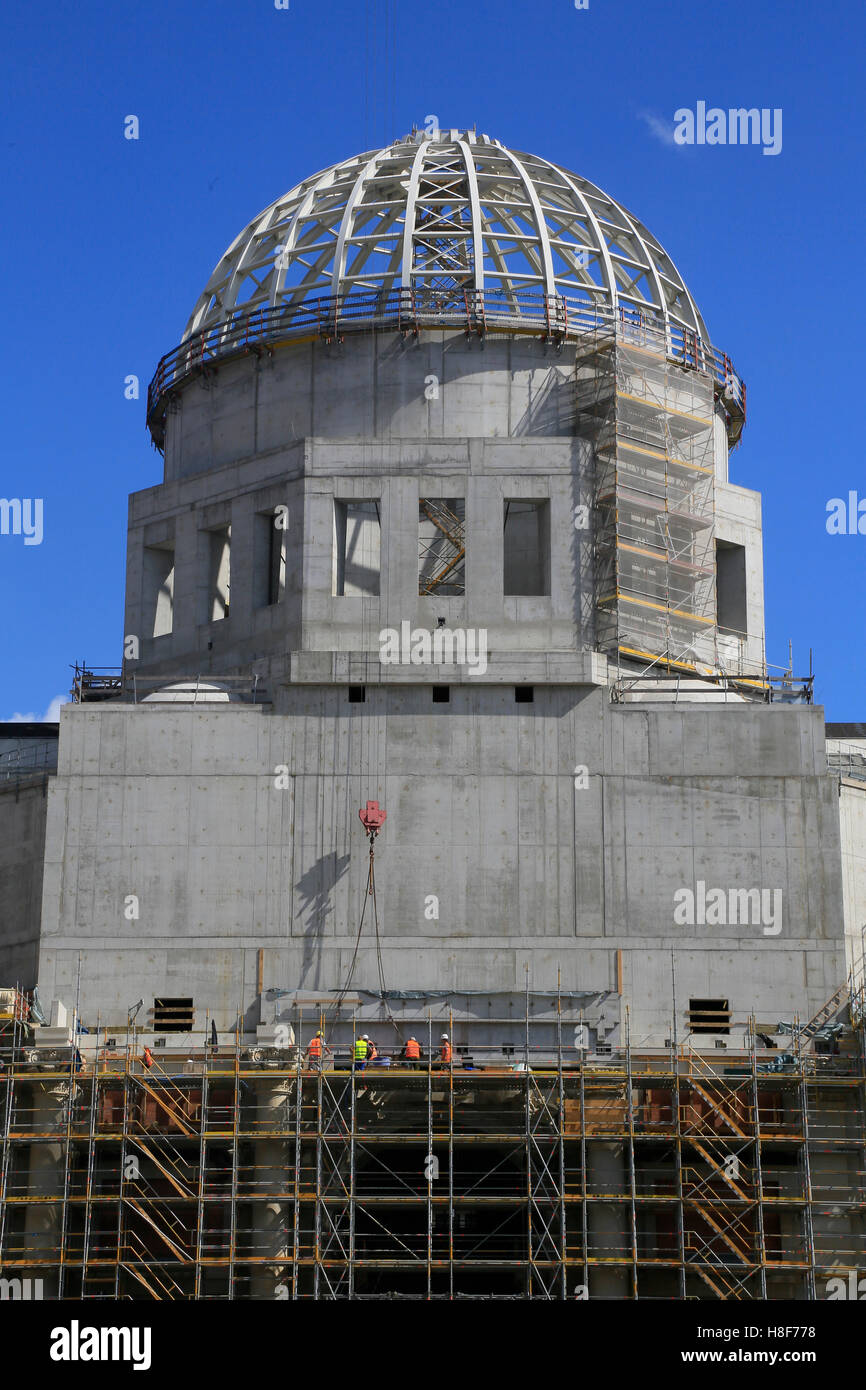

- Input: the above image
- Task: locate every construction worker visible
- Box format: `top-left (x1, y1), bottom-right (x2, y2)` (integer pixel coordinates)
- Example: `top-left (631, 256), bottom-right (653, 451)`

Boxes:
top-left (354, 1034), bottom-right (369, 1071)
top-left (439, 1033), bottom-right (452, 1066)
top-left (403, 1036), bottom-right (421, 1070)
top-left (306, 1031), bottom-right (331, 1071)
top-left (365, 1036), bottom-right (379, 1066)
top-left (142, 1046), bottom-right (154, 1070)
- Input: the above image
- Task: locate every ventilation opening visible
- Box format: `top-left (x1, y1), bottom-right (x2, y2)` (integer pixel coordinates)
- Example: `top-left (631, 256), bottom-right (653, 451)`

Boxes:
top-left (152, 998), bottom-right (194, 1033)
top-left (687, 998), bottom-right (731, 1035)
top-left (432, 686), bottom-right (450, 703)
top-left (419, 498), bottom-right (465, 596)
top-left (716, 540), bottom-right (747, 636)
top-left (515, 687), bottom-right (534, 703)
top-left (504, 500), bottom-right (550, 596)
top-left (206, 525), bottom-right (231, 622)
top-left (142, 544), bottom-right (175, 638)
top-left (348, 686), bottom-right (366, 703)
top-left (255, 508), bottom-right (287, 607)
top-left (334, 501), bottom-right (381, 596)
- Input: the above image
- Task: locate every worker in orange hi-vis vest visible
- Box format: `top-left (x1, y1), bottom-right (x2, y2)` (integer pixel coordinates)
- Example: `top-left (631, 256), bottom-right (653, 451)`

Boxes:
top-left (439, 1034), bottom-right (452, 1066)
top-left (403, 1036), bottom-right (422, 1070)
top-left (142, 1046), bottom-right (154, 1070)
top-left (306, 1031), bottom-right (331, 1071)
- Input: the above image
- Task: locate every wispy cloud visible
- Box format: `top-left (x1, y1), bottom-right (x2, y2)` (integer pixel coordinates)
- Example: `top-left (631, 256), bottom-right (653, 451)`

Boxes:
top-left (639, 110), bottom-right (678, 147)
top-left (5, 693), bottom-right (68, 724)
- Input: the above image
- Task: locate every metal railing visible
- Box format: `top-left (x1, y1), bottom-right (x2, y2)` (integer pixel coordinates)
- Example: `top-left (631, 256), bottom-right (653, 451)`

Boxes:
top-left (0, 740), bottom-right (58, 783)
top-left (146, 288), bottom-right (746, 445)
top-left (828, 743), bottom-right (866, 783)
top-left (610, 669), bottom-right (814, 704)
top-left (70, 665), bottom-right (265, 705)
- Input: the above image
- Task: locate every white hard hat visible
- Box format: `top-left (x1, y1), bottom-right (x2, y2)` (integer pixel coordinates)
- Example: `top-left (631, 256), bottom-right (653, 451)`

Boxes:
top-left (441, 1033), bottom-right (449, 1039)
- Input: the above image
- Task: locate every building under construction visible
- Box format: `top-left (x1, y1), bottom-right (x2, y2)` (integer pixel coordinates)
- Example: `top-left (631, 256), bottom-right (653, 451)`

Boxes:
top-left (2, 129), bottom-right (866, 1299)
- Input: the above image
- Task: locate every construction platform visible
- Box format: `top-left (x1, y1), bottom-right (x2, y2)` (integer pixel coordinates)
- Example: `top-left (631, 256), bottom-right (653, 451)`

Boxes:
top-left (2, 986), bottom-right (864, 1300)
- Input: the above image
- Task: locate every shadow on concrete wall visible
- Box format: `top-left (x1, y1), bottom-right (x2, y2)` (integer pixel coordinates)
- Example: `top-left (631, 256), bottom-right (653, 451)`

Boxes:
top-left (513, 366), bottom-right (577, 437)
top-left (295, 850), bottom-right (351, 987)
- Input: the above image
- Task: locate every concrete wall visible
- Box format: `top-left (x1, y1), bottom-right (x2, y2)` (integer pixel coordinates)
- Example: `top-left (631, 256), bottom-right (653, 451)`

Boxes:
top-left (0, 777), bottom-right (51, 988)
top-left (124, 434), bottom-right (595, 681)
top-left (826, 736), bottom-right (866, 978)
top-left (715, 479), bottom-right (765, 672)
top-left (35, 698), bottom-right (845, 1043)
top-left (126, 331), bottom-right (756, 684)
top-left (161, 333), bottom-right (586, 482)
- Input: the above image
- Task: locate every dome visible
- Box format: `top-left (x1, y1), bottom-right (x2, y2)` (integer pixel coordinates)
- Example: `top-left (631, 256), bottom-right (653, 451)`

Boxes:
top-left (183, 129), bottom-right (710, 342)
top-left (148, 129), bottom-right (745, 449)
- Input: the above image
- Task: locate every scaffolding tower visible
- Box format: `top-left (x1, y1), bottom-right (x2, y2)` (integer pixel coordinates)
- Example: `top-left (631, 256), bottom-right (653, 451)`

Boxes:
top-left (579, 315), bottom-right (717, 673)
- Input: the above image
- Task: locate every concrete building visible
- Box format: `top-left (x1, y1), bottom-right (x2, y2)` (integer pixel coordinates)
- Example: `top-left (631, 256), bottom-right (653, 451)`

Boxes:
top-left (1, 130), bottom-right (864, 1299)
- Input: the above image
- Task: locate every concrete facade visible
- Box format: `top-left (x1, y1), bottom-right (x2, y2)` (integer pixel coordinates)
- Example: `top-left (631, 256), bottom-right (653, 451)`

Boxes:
top-left (826, 729), bottom-right (866, 979)
top-left (33, 694), bottom-right (844, 1046)
top-left (0, 725), bottom-right (57, 987)
top-left (0, 780), bottom-right (51, 987)
top-left (125, 332), bottom-right (764, 685)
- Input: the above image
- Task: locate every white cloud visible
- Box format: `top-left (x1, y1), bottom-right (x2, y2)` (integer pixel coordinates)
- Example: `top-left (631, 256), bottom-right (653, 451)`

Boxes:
top-left (5, 693), bottom-right (69, 724)
top-left (639, 111), bottom-right (678, 147)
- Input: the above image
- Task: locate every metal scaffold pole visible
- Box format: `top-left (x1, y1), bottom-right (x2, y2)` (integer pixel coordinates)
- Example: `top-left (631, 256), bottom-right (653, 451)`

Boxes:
top-left (292, 1034), bottom-right (302, 1299)
top-left (557, 970), bottom-right (566, 1300)
top-left (228, 1010), bottom-right (240, 1299)
top-left (748, 1017), bottom-right (769, 1300)
top-left (426, 1009), bottom-right (433, 1300)
top-left (348, 1031), bottom-right (357, 1300)
top-left (448, 1005), bottom-right (454, 1302)
top-left (625, 1009), bottom-right (638, 1300)
top-left (673, 1046), bottom-right (686, 1298)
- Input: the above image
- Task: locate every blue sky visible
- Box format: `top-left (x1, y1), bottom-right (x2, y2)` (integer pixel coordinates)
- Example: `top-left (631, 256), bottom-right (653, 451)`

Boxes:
top-left (0, 0), bottom-right (863, 720)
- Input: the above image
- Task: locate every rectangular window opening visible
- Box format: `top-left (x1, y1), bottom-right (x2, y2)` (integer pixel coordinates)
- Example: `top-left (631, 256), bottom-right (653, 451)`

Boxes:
top-left (419, 498), bottom-right (465, 596)
top-left (348, 686), bottom-right (366, 704)
top-left (334, 501), bottom-right (380, 596)
top-left (432, 685), bottom-right (450, 703)
top-left (716, 540), bottom-right (747, 636)
top-left (515, 686), bottom-right (534, 703)
top-left (504, 499), bottom-right (550, 596)
top-left (207, 525), bottom-right (231, 622)
top-left (152, 997), bottom-right (195, 1033)
top-left (687, 997), bottom-right (731, 1036)
top-left (255, 509), bottom-right (287, 608)
top-left (143, 544), bottom-right (175, 638)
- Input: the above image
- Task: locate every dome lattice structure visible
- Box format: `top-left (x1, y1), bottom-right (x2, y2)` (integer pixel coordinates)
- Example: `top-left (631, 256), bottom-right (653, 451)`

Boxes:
top-left (183, 129), bottom-right (708, 341)
top-left (147, 129), bottom-right (744, 447)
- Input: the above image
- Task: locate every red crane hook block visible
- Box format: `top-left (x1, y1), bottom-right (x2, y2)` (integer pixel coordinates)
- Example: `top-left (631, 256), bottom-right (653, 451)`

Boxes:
top-left (359, 800), bottom-right (387, 836)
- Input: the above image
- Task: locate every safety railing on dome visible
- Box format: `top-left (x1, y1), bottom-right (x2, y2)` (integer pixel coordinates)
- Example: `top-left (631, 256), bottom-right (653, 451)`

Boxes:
top-left (146, 288), bottom-right (745, 442)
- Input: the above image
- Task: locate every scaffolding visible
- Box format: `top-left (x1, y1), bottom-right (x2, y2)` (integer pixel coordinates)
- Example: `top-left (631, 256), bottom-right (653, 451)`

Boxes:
top-left (579, 314), bottom-right (718, 674)
top-left (418, 499), bottom-right (466, 596)
top-left (1, 984), bottom-right (865, 1301)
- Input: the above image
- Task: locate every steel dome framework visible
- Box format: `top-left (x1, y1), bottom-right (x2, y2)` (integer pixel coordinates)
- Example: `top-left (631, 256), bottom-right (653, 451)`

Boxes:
top-left (183, 129), bottom-right (709, 342)
top-left (147, 130), bottom-right (745, 454)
